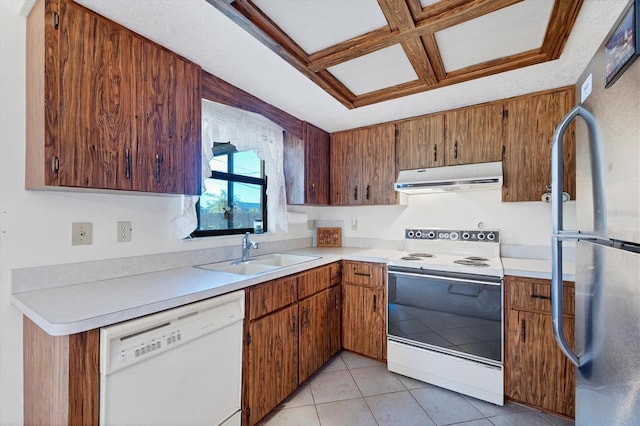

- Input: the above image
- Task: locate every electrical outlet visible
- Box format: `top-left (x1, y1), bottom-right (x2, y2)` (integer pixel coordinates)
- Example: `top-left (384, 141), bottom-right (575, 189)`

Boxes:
top-left (117, 221), bottom-right (132, 243)
top-left (72, 222), bottom-right (92, 246)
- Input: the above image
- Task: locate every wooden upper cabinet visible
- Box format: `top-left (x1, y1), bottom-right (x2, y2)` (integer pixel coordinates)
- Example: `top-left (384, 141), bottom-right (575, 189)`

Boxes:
top-left (444, 103), bottom-right (504, 166)
top-left (396, 114), bottom-right (445, 170)
top-left (284, 122), bottom-right (330, 205)
top-left (330, 124), bottom-right (395, 205)
top-left (502, 87), bottom-right (575, 202)
top-left (26, 0), bottom-right (201, 194)
top-left (56, 0), bottom-right (135, 190)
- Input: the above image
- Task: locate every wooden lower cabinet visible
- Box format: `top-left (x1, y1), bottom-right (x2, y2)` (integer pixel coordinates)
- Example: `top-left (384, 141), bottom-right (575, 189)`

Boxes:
top-left (299, 290), bottom-right (330, 383)
top-left (341, 261), bottom-right (386, 360)
top-left (23, 317), bottom-right (99, 426)
top-left (243, 262), bottom-right (342, 425)
top-left (504, 275), bottom-right (575, 418)
top-left (244, 304), bottom-right (299, 426)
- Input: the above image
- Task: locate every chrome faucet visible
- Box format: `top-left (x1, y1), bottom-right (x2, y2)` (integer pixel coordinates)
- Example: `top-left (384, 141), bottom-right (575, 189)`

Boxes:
top-left (241, 232), bottom-right (259, 262)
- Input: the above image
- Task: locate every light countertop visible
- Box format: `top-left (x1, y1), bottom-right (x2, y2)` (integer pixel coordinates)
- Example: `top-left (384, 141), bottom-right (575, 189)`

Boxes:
top-left (12, 247), bottom-right (570, 336)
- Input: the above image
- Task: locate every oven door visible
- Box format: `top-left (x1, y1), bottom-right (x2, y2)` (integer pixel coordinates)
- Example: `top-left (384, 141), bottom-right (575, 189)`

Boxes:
top-left (387, 267), bottom-right (503, 365)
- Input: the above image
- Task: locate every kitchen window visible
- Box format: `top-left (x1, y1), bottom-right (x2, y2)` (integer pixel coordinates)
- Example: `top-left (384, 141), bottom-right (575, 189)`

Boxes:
top-left (192, 143), bottom-right (267, 237)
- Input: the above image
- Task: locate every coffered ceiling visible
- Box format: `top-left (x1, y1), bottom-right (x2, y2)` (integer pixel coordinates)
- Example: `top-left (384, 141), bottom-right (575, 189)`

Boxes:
top-left (207, 0), bottom-right (583, 108)
top-left (59, 0), bottom-right (628, 131)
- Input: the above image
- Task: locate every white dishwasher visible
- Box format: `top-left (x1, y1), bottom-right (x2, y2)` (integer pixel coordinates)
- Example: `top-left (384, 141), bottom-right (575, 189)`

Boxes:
top-left (99, 290), bottom-right (244, 426)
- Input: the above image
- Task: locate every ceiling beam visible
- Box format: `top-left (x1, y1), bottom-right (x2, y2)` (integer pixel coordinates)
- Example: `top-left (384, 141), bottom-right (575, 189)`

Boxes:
top-left (540, 0), bottom-right (584, 60)
top-left (377, 0), bottom-right (437, 85)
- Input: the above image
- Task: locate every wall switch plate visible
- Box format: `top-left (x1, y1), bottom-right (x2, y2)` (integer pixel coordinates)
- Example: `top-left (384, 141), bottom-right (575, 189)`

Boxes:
top-left (72, 222), bottom-right (92, 245)
top-left (117, 221), bottom-right (132, 243)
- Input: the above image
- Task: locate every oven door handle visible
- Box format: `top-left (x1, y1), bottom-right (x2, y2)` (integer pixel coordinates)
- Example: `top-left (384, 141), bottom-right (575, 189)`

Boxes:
top-left (388, 270), bottom-right (502, 286)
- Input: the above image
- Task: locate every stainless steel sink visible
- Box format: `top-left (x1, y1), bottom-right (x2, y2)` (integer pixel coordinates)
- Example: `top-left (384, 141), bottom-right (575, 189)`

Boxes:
top-left (195, 253), bottom-right (320, 276)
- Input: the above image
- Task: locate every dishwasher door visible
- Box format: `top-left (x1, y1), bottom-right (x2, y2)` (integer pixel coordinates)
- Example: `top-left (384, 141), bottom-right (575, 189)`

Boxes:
top-left (99, 290), bottom-right (244, 426)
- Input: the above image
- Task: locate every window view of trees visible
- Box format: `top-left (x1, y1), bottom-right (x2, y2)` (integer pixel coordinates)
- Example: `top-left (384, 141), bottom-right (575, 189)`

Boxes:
top-left (194, 147), bottom-right (266, 237)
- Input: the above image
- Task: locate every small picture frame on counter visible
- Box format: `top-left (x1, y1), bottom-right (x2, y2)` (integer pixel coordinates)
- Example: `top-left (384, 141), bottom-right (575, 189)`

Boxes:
top-left (604, 0), bottom-right (640, 88)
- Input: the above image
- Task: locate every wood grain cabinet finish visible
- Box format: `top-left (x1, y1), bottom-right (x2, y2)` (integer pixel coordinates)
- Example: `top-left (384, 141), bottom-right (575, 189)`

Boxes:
top-left (396, 113), bottom-right (445, 170)
top-left (444, 103), bottom-right (504, 165)
top-left (504, 275), bottom-right (575, 418)
top-left (284, 122), bottom-right (330, 205)
top-left (330, 124), bottom-right (396, 205)
top-left (502, 87), bottom-right (575, 202)
top-left (26, 0), bottom-right (201, 195)
top-left (243, 263), bottom-right (339, 425)
top-left (23, 317), bottom-right (99, 425)
top-left (341, 261), bottom-right (386, 360)
top-left (244, 304), bottom-right (299, 426)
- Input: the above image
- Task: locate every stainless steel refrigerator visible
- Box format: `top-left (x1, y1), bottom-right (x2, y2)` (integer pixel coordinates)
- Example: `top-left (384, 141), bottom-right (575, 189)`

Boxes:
top-left (550, 2), bottom-right (640, 424)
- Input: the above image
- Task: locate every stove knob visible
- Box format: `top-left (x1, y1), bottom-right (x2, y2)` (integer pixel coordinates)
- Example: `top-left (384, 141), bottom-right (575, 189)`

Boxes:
top-left (415, 231), bottom-right (422, 239)
top-left (487, 232), bottom-right (496, 241)
top-left (462, 232), bottom-right (470, 240)
top-left (427, 231), bottom-right (436, 239)
top-left (477, 232), bottom-right (485, 240)
top-left (407, 230), bottom-right (414, 238)
top-left (450, 232), bottom-right (459, 240)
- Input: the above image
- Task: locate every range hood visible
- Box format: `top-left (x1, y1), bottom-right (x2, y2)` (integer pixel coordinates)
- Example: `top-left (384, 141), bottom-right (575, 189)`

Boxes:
top-left (394, 161), bottom-right (503, 194)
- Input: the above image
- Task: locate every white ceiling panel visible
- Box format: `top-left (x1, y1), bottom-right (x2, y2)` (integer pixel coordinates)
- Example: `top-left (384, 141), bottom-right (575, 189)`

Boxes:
top-left (253, 0), bottom-right (388, 54)
top-left (327, 44), bottom-right (418, 95)
top-left (435, 0), bottom-right (555, 72)
top-left (420, 0), bottom-right (442, 7)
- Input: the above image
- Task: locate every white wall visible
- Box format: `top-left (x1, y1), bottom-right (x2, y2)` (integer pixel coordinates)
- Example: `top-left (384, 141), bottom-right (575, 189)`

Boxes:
top-left (293, 190), bottom-right (576, 251)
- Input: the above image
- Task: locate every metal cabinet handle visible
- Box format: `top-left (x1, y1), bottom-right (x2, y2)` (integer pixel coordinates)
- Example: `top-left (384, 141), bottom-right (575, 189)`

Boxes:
top-left (551, 105), bottom-right (605, 368)
top-left (531, 294), bottom-right (552, 301)
top-left (311, 183), bottom-right (316, 199)
top-left (366, 185), bottom-right (370, 200)
top-left (354, 272), bottom-right (371, 277)
top-left (521, 319), bottom-right (526, 342)
top-left (354, 186), bottom-right (358, 201)
top-left (454, 141), bottom-right (458, 159)
top-left (433, 144), bottom-right (437, 162)
top-left (291, 314), bottom-right (297, 335)
top-left (125, 149), bottom-right (131, 179)
top-left (373, 294), bottom-right (377, 312)
top-left (51, 156), bottom-right (59, 173)
top-left (155, 154), bottom-right (161, 183)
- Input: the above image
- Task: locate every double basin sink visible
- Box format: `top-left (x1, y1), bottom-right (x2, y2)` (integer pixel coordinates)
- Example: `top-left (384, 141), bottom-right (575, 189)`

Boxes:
top-left (195, 253), bottom-right (320, 276)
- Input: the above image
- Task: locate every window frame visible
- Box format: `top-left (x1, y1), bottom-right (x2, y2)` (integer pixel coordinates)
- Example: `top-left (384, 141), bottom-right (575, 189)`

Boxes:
top-left (191, 153), bottom-right (268, 238)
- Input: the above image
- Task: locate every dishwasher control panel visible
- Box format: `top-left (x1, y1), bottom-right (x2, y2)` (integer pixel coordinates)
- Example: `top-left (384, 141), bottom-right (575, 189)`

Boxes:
top-left (100, 292), bottom-right (244, 375)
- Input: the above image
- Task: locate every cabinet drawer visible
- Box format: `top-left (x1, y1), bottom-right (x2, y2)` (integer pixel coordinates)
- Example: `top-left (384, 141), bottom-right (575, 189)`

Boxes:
top-left (507, 276), bottom-right (574, 316)
top-left (248, 276), bottom-right (298, 320)
top-left (343, 261), bottom-right (384, 287)
top-left (298, 266), bottom-right (330, 300)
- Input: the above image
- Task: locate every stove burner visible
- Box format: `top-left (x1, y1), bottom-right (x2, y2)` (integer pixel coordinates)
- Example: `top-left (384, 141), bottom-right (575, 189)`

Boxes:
top-left (465, 256), bottom-right (489, 261)
top-left (408, 253), bottom-right (435, 258)
top-left (401, 256), bottom-right (424, 261)
top-left (454, 259), bottom-right (490, 267)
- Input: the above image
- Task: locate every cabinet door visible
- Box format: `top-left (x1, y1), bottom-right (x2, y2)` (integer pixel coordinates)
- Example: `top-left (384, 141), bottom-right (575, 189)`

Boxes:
top-left (135, 43), bottom-right (189, 193)
top-left (342, 284), bottom-right (385, 359)
top-left (304, 122), bottom-right (330, 205)
top-left (502, 88), bottom-right (575, 202)
top-left (362, 124), bottom-right (396, 205)
top-left (299, 291), bottom-right (330, 383)
top-left (444, 103), bottom-right (503, 165)
top-left (396, 114), bottom-right (445, 170)
top-left (58, 1), bottom-right (135, 190)
top-left (245, 305), bottom-right (299, 426)
top-left (330, 130), bottom-right (359, 205)
top-left (328, 284), bottom-right (342, 357)
top-left (505, 310), bottom-right (575, 417)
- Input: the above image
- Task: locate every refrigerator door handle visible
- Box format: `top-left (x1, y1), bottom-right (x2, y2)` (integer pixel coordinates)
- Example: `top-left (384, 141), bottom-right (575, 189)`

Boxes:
top-left (550, 105), bottom-right (606, 368)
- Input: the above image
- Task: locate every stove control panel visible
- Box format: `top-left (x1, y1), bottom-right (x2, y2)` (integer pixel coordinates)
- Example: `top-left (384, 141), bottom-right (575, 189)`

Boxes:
top-left (405, 229), bottom-right (499, 243)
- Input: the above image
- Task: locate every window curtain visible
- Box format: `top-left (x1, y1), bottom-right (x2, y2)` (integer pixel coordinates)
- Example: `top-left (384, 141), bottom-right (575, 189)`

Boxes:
top-left (201, 100), bottom-right (288, 233)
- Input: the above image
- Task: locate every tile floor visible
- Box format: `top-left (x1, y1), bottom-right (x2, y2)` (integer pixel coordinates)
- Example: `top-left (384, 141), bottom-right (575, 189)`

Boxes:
top-left (260, 351), bottom-right (574, 426)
